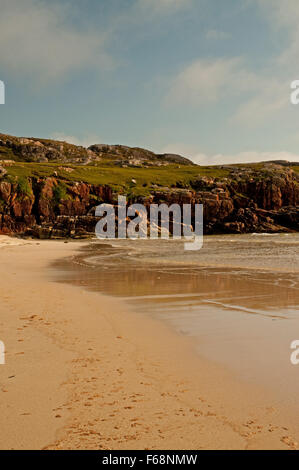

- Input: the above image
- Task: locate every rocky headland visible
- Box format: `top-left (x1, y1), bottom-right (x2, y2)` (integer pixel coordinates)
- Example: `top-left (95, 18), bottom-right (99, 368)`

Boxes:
top-left (0, 133), bottom-right (298, 238)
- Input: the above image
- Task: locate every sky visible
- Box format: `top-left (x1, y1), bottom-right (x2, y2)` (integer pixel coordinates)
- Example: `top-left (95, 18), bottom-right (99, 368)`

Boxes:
top-left (1, 0), bottom-right (299, 165)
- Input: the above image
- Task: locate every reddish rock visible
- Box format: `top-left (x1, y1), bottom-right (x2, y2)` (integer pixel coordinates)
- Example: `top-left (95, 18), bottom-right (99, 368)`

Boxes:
top-left (0, 182), bottom-right (11, 202)
top-left (12, 197), bottom-right (34, 218)
top-left (0, 163), bottom-right (298, 237)
top-left (40, 177), bottom-right (57, 199)
top-left (69, 182), bottom-right (90, 200)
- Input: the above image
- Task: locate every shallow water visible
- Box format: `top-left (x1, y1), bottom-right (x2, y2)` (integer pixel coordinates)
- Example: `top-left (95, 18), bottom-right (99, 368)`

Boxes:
top-left (53, 233), bottom-right (299, 408)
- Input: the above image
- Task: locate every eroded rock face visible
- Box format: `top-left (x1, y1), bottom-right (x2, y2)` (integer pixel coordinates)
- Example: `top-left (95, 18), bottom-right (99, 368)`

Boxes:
top-left (0, 182), bottom-right (11, 202)
top-left (0, 165), bottom-right (298, 238)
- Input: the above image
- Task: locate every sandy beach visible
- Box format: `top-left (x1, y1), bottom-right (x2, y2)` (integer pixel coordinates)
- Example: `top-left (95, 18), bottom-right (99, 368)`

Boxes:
top-left (0, 236), bottom-right (298, 450)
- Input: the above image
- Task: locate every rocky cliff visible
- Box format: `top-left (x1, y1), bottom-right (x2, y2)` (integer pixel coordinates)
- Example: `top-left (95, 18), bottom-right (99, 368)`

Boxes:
top-left (0, 138), bottom-right (297, 238)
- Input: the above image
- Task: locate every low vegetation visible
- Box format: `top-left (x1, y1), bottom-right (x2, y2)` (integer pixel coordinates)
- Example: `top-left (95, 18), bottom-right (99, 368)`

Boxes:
top-left (3, 161), bottom-right (231, 197)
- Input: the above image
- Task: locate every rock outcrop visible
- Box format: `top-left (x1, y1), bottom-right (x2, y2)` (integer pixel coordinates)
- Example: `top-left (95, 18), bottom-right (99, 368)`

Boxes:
top-left (0, 163), bottom-right (297, 238)
top-left (0, 133), bottom-right (194, 166)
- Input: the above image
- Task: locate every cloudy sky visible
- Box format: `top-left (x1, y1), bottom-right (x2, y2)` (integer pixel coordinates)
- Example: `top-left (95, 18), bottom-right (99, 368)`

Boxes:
top-left (1, 0), bottom-right (299, 164)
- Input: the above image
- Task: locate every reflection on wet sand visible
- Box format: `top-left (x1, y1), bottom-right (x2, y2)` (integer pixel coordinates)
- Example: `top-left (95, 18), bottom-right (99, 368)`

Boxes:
top-left (52, 234), bottom-right (299, 410)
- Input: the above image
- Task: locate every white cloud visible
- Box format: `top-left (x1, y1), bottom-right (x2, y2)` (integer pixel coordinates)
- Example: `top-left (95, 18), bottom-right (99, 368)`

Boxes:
top-left (0, 0), bottom-right (112, 85)
top-left (225, 0), bottom-right (299, 125)
top-left (255, 0), bottom-right (299, 31)
top-left (50, 132), bottom-right (102, 148)
top-left (166, 58), bottom-right (264, 106)
top-left (231, 79), bottom-right (289, 125)
top-left (166, 54), bottom-right (291, 125)
top-left (166, 58), bottom-right (237, 105)
top-left (0, 0), bottom-right (192, 87)
top-left (255, 0), bottom-right (299, 71)
top-left (165, 1), bottom-right (299, 124)
top-left (192, 151), bottom-right (299, 165)
top-left (161, 143), bottom-right (299, 165)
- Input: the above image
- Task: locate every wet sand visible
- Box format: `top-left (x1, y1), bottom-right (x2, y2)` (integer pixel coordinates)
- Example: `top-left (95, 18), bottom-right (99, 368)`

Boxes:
top-left (0, 236), bottom-right (299, 449)
top-left (55, 236), bottom-right (299, 402)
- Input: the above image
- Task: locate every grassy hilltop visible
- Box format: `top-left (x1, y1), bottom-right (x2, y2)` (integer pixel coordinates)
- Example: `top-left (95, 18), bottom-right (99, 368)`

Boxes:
top-left (0, 132), bottom-right (298, 199)
top-left (0, 133), bottom-right (298, 237)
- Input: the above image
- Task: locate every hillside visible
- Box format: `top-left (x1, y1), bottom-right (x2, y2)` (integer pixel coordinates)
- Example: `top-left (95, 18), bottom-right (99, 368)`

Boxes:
top-left (0, 133), bottom-right (194, 167)
top-left (0, 133), bottom-right (298, 238)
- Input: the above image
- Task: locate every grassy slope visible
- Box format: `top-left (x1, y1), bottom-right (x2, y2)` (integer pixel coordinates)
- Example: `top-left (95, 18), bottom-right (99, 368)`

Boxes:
top-left (3, 161), bottom-right (299, 199)
top-left (4, 161), bottom-right (230, 196)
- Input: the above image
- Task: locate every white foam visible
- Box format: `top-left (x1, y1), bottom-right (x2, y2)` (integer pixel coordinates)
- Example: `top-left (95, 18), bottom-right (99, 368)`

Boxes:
top-left (0, 235), bottom-right (26, 247)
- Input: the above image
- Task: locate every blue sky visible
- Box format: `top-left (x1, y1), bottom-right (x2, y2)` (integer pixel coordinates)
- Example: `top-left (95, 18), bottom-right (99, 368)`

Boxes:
top-left (1, 0), bottom-right (299, 164)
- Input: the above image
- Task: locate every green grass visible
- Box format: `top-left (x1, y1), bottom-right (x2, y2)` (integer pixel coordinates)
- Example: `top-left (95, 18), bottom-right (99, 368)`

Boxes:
top-left (17, 176), bottom-right (33, 197)
top-left (53, 182), bottom-right (68, 203)
top-left (3, 160), bottom-right (298, 199)
top-left (4, 162), bottom-right (231, 197)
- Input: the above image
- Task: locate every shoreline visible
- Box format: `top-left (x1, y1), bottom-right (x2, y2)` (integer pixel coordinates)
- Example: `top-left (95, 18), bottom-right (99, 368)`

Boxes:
top-left (0, 237), bottom-right (298, 449)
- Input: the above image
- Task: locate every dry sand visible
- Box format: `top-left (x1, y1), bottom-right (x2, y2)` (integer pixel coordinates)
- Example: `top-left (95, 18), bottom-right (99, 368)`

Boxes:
top-left (0, 236), bottom-right (298, 450)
